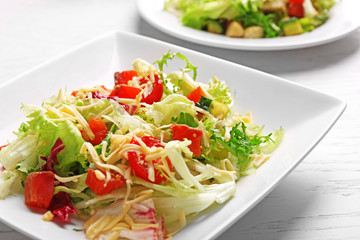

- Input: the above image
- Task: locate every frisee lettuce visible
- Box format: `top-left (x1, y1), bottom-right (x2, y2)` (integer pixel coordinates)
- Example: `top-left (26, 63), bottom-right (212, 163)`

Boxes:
top-left (211, 122), bottom-right (273, 165)
top-left (154, 50), bottom-right (198, 81)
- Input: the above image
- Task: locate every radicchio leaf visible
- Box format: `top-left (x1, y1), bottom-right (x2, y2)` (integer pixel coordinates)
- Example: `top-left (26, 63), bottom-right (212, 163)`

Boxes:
top-left (41, 138), bottom-right (65, 172)
top-left (49, 191), bottom-right (78, 223)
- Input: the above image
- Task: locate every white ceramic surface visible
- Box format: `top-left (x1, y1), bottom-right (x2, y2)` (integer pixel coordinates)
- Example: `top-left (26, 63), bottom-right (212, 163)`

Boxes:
top-left (0, 32), bottom-right (345, 240)
top-left (136, 0), bottom-right (360, 50)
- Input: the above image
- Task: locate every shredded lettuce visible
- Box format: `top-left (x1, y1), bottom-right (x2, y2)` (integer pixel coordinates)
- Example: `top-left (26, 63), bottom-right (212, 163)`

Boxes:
top-left (0, 133), bottom-right (40, 172)
top-left (0, 170), bottom-right (23, 199)
top-left (148, 94), bottom-right (196, 125)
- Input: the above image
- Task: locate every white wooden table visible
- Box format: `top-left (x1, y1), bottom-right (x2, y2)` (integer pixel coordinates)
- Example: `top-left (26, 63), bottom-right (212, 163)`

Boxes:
top-left (0, 0), bottom-right (359, 239)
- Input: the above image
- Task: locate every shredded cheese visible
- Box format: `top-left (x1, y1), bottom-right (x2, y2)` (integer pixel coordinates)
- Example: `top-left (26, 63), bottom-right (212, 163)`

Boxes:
top-left (62, 105), bottom-right (95, 140)
top-left (54, 174), bottom-right (83, 183)
top-left (42, 211), bottom-right (54, 222)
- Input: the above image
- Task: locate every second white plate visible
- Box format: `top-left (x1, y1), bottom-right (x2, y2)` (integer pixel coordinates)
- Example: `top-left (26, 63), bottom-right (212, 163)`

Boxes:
top-left (136, 0), bottom-right (360, 50)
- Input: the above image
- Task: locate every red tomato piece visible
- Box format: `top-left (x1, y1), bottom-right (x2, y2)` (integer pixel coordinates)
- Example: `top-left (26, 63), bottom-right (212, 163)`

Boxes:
top-left (128, 136), bottom-right (170, 184)
top-left (25, 171), bottom-right (55, 209)
top-left (131, 135), bottom-right (164, 148)
top-left (140, 75), bottom-right (163, 104)
top-left (71, 91), bottom-right (78, 97)
top-left (114, 70), bottom-right (138, 85)
top-left (110, 85), bottom-right (141, 99)
top-left (82, 117), bottom-right (108, 145)
top-left (186, 86), bottom-right (205, 103)
top-left (86, 169), bottom-right (126, 195)
top-left (288, 0), bottom-right (304, 18)
top-left (171, 124), bottom-right (203, 157)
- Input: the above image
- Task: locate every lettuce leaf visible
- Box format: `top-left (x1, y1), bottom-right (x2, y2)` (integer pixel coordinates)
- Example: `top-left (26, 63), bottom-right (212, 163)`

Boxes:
top-left (0, 170), bottom-right (23, 199)
top-left (148, 94), bottom-right (196, 125)
top-left (22, 104), bottom-right (87, 176)
top-left (207, 77), bottom-right (232, 105)
top-left (0, 132), bottom-right (41, 173)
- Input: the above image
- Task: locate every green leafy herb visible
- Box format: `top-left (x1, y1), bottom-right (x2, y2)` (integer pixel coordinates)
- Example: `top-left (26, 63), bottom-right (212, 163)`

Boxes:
top-left (171, 112), bottom-right (198, 128)
top-left (154, 50), bottom-right (198, 81)
top-left (210, 122), bottom-right (273, 165)
top-left (195, 96), bottom-right (213, 111)
top-left (73, 228), bottom-right (83, 232)
top-left (233, 1), bottom-right (281, 38)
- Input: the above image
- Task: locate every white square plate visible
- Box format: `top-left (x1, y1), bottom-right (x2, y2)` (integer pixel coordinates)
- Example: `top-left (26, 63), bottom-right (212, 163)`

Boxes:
top-left (0, 31), bottom-right (345, 240)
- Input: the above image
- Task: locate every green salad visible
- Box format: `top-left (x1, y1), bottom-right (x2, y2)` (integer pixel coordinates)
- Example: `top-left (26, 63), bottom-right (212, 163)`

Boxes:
top-left (165, 0), bottom-right (335, 38)
top-left (0, 51), bottom-right (283, 240)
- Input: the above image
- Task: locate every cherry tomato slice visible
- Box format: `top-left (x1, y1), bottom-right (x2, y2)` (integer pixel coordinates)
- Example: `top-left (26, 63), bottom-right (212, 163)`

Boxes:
top-left (140, 75), bottom-right (163, 104)
top-left (86, 169), bottom-right (126, 195)
top-left (114, 70), bottom-right (138, 85)
top-left (110, 84), bottom-right (141, 99)
top-left (287, 0), bottom-right (304, 18)
top-left (25, 171), bottom-right (54, 209)
top-left (82, 117), bottom-right (108, 145)
top-left (186, 86), bottom-right (205, 103)
top-left (128, 136), bottom-right (170, 184)
top-left (131, 135), bottom-right (164, 148)
top-left (171, 124), bottom-right (203, 157)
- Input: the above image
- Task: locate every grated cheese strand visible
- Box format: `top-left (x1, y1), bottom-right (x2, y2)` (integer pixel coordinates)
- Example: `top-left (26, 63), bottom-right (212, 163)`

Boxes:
top-left (96, 105), bottom-right (114, 118)
top-left (62, 105), bottom-right (95, 140)
top-left (80, 142), bottom-right (124, 176)
top-left (44, 104), bottom-right (63, 119)
top-left (107, 230), bottom-right (120, 240)
top-left (54, 174), bottom-right (83, 183)
top-left (86, 215), bottom-right (112, 239)
top-left (102, 203), bottom-right (131, 232)
top-left (220, 159), bottom-right (236, 172)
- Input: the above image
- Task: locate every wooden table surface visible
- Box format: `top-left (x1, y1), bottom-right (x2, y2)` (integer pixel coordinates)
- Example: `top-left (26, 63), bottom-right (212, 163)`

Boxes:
top-left (0, 0), bottom-right (359, 239)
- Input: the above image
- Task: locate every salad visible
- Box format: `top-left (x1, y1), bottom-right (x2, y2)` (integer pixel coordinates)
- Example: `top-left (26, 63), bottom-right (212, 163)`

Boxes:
top-left (164, 0), bottom-right (335, 38)
top-left (0, 51), bottom-right (283, 240)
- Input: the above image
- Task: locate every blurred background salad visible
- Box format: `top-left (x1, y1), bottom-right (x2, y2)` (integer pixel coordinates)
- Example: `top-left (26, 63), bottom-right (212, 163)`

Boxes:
top-left (165, 0), bottom-right (335, 38)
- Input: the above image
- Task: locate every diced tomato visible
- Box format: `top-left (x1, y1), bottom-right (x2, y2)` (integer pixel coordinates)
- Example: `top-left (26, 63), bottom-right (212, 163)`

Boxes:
top-left (25, 171), bottom-right (54, 209)
top-left (114, 70), bottom-right (138, 85)
top-left (86, 169), bottom-right (126, 195)
top-left (82, 117), bottom-right (108, 145)
top-left (140, 75), bottom-right (163, 104)
top-left (132, 135), bottom-right (164, 148)
top-left (71, 91), bottom-right (78, 97)
top-left (110, 84), bottom-right (141, 99)
top-left (128, 136), bottom-right (171, 184)
top-left (171, 124), bottom-right (203, 157)
top-left (288, 0), bottom-right (304, 18)
top-left (186, 86), bottom-right (205, 103)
